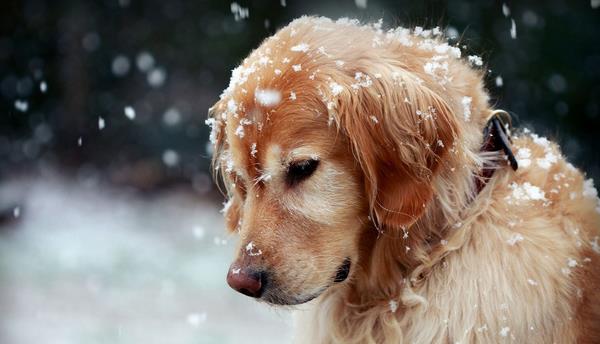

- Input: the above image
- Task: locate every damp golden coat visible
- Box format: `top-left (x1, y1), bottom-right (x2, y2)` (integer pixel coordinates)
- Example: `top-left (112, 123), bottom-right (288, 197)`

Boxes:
top-left (208, 17), bottom-right (600, 343)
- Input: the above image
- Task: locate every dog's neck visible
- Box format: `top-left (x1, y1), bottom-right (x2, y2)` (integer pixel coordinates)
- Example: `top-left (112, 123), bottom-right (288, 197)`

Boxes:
top-left (351, 112), bottom-right (494, 306)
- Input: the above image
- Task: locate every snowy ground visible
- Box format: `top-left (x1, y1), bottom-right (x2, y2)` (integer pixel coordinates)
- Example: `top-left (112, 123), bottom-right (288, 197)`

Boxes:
top-left (0, 174), bottom-right (292, 344)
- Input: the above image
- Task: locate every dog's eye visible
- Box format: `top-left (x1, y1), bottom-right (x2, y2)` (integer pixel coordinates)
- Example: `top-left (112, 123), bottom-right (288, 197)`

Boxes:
top-left (287, 159), bottom-right (319, 186)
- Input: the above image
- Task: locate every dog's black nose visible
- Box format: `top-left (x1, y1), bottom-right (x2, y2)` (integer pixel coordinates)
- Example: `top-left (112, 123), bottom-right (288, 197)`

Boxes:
top-left (227, 267), bottom-right (265, 298)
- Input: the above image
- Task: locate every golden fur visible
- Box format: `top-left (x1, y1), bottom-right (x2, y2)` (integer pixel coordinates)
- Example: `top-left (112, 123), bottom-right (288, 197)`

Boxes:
top-left (207, 17), bottom-right (600, 343)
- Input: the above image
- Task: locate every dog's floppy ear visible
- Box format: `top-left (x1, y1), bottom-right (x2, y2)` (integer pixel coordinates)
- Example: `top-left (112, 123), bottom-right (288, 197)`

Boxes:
top-left (207, 101), bottom-right (242, 234)
top-left (326, 68), bottom-right (459, 229)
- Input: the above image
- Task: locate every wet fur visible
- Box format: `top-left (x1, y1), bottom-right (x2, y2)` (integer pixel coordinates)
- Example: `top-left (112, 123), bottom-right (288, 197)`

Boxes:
top-left (208, 17), bottom-right (600, 343)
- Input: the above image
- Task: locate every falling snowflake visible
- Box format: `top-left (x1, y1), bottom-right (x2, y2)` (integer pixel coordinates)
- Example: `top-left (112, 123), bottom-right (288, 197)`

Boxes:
top-left (510, 19), bottom-right (517, 39)
top-left (14, 100), bottom-right (28, 112)
top-left (230, 2), bottom-right (249, 21)
top-left (496, 75), bottom-right (504, 87)
top-left (355, 0), bottom-right (368, 9)
top-left (124, 106), bottom-right (136, 120)
top-left (502, 3), bottom-right (511, 17)
top-left (187, 312), bottom-right (207, 327)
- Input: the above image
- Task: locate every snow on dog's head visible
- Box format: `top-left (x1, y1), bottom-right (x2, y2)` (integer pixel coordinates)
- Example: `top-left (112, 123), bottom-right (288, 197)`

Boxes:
top-left (207, 16), bottom-right (489, 305)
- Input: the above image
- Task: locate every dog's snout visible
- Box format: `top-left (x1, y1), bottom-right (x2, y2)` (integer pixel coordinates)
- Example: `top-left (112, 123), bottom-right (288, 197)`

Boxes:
top-left (227, 267), bottom-right (266, 298)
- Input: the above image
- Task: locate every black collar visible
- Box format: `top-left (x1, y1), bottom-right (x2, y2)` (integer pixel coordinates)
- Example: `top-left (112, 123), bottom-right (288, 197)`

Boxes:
top-left (475, 110), bottom-right (519, 193)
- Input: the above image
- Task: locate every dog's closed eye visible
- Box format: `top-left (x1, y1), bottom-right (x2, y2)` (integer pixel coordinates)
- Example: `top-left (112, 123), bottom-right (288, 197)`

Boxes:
top-left (286, 159), bottom-right (319, 187)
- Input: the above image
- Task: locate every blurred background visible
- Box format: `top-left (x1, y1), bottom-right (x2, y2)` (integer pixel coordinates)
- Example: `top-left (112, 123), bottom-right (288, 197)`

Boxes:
top-left (0, 0), bottom-right (598, 343)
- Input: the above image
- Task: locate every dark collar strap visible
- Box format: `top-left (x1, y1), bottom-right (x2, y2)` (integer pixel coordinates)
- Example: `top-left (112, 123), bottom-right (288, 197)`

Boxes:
top-left (475, 110), bottom-right (519, 193)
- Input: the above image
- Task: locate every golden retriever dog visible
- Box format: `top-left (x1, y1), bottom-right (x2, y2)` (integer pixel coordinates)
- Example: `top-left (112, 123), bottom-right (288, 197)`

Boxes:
top-left (206, 16), bottom-right (600, 343)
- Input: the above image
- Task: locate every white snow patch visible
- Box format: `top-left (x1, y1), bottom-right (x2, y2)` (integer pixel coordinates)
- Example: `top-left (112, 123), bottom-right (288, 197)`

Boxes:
top-left (235, 125), bottom-right (245, 138)
top-left (329, 82), bottom-right (344, 96)
top-left (516, 148), bottom-right (532, 168)
top-left (389, 300), bottom-right (398, 313)
top-left (370, 116), bottom-right (379, 124)
top-left (255, 89), bottom-right (281, 107)
top-left (461, 96), bottom-right (472, 122)
top-left (290, 43), bottom-right (310, 52)
top-left (289, 91), bottom-right (297, 100)
top-left (527, 279), bottom-right (538, 286)
top-left (506, 182), bottom-right (546, 203)
top-left (507, 233), bottom-right (524, 246)
top-left (499, 327), bottom-right (510, 337)
top-left (250, 143), bottom-right (258, 157)
top-left (292, 64), bottom-right (302, 72)
top-left (468, 55), bottom-right (483, 66)
top-left (221, 198), bottom-right (234, 214)
top-left (536, 151), bottom-right (558, 169)
top-left (582, 179), bottom-right (598, 198)
top-left (246, 241), bottom-right (263, 256)
top-left (204, 117), bottom-right (221, 144)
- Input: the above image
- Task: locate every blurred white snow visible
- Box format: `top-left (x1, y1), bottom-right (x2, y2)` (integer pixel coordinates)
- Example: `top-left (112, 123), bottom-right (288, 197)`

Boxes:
top-left (0, 174), bottom-right (292, 344)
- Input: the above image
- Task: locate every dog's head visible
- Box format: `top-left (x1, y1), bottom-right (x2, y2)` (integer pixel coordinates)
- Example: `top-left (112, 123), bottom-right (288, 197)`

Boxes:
top-left (207, 17), bottom-right (486, 305)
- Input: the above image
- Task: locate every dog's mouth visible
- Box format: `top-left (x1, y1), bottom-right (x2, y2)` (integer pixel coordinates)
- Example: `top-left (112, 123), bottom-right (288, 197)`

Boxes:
top-left (333, 258), bottom-right (352, 283)
top-left (261, 258), bottom-right (352, 306)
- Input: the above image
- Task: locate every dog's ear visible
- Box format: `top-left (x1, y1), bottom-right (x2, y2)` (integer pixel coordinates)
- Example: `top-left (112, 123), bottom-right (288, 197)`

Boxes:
top-left (325, 68), bottom-right (459, 229)
top-left (207, 101), bottom-right (243, 234)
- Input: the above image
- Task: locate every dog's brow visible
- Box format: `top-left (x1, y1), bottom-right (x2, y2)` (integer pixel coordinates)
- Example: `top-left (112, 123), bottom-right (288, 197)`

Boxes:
top-left (287, 147), bottom-right (321, 163)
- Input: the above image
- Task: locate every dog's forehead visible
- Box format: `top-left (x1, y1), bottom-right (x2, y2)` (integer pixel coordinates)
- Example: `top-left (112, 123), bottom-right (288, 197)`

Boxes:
top-left (224, 102), bottom-right (333, 177)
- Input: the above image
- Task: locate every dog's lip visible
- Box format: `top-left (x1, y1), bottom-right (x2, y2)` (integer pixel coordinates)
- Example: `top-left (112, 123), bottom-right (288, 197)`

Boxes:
top-left (333, 258), bottom-right (352, 283)
top-left (259, 258), bottom-right (352, 306)
top-left (261, 287), bottom-right (326, 306)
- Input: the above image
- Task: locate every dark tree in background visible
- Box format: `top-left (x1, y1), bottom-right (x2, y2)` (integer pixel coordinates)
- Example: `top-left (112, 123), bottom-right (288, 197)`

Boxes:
top-left (1, 0), bottom-right (599, 195)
